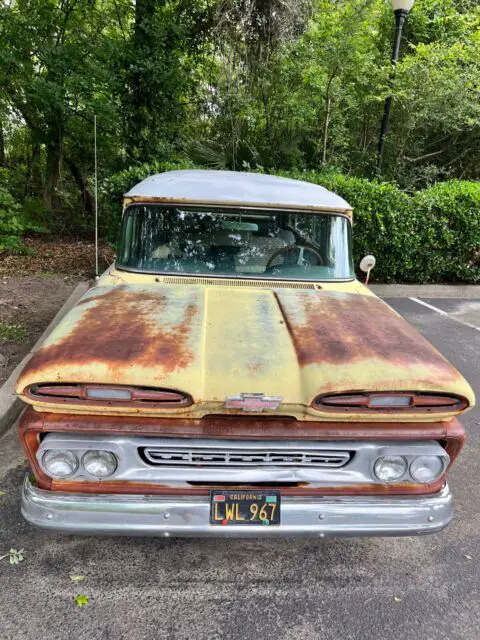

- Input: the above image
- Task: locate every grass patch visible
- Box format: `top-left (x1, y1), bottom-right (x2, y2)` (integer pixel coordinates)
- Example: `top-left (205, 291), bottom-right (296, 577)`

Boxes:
top-left (0, 321), bottom-right (27, 342)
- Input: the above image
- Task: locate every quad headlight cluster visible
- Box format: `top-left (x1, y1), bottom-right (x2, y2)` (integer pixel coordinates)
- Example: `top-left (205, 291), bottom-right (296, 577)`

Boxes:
top-left (42, 449), bottom-right (118, 480)
top-left (373, 454), bottom-right (447, 484)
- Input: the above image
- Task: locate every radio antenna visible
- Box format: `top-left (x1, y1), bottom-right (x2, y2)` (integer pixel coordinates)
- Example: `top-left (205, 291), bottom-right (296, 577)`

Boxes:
top-left (94, 114), bottom-right (99, 280)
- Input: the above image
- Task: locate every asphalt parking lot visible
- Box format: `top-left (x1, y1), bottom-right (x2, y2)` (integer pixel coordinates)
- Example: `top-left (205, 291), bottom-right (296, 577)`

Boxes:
top-left (0, 295), bottom-right (479, 640)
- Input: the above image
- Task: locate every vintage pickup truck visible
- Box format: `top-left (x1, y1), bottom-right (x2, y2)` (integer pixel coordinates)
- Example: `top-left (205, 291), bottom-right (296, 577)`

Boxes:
top-left (16, 170), bottom-right (474, 537)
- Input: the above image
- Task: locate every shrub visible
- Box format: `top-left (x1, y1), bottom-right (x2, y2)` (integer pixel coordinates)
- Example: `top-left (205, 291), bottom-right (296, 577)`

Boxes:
top-left (101, 163), bottom-right (480, 283)
top-left (0, 186), bottom-right (26, 250)
top-left (278, 171), bottom-right (416, 282)
top-left (100, 160), bottom-right (197, 245)
top-left (410, 181), bottom-right (480, 283)
top-left (279, 171), bottom-right (480, 283)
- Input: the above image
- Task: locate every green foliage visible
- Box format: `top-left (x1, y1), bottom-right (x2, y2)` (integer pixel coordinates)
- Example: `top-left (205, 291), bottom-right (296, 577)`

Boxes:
top-left (0, 0), bottom-right (479, 283)
top-left (411, 181), bottom-right (480, 282)
top-left (105, 162), bottom-right (480, 283)
top-left (279, 171), bottom-right (480, 283)
top-left (0, 186), bottom-right (48, 250)
top-left (0, 548), bottom-right (25, 565)
top-left (0, 320), bottom-right (28, 342)
top-left (0, 187), bottom-right (26, 250)
top-left (74, 594), bottom-right (89, 607)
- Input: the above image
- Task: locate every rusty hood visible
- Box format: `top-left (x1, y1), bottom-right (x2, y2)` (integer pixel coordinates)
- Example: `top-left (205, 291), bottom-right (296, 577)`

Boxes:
top-left (16, 282), bottom-right (474, 420)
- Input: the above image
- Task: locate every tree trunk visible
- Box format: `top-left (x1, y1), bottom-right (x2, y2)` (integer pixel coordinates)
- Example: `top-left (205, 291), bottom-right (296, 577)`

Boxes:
top-left (322, 95), bottom-right (331, 164)
top-left (44, 137), bottom-right (61, 210)
top-left (65, 158), bottom-right (94, 215)
top-left (321, 66), bottom-right (339, 165)
top-left (127, 0), bottom-right (157, 161)
top-left (0, 122), bottom-right (5, 166)
top-left (29, 142), bottom-right (43, 197)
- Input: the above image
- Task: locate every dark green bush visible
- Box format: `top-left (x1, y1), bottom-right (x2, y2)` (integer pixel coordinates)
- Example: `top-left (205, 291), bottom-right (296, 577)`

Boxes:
top-left (410, 181), bottom-right (480, 283)
top-left (102, 163), bottom-right (480, 283)
top-left (0, 186), bottom-right (46, 250)
top-left (0, 186), bottom-right (24, 250)
top-left (278, 171), bottom-right (416, 282)
top-left (280, 171), bottom-right (480, 283)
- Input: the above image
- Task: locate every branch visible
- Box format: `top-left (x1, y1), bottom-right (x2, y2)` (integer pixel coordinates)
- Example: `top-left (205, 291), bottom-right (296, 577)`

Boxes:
top-left (112, 0), bottom-right (128, 43)
top-left (403, 149), bottom-right (448, 163)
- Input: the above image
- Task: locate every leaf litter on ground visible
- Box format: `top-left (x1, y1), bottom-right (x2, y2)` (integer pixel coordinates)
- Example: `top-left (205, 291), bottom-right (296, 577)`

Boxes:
top-left (75, 594), bottom-right (89, 607)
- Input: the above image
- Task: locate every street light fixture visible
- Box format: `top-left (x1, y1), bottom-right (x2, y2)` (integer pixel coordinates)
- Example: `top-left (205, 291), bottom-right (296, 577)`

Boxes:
top-left (376, 0), bottom-right (415, 175)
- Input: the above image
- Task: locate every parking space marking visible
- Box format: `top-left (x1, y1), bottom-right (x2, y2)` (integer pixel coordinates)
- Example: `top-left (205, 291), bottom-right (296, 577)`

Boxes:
top-left (409, 297), bottom-right (449, 316)
top-left (409, 297), bottom-right (480, 332)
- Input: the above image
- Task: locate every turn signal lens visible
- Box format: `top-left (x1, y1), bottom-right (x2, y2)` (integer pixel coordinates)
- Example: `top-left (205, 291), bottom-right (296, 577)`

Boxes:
top-left (373, 456), bottom-right (407, 483)
top-left (369, 395), bottom-right (412, 407)
top-left (85, 388), bottom-right (132, 401)
top-left (410, 456), bottom-right (445, 484)
top-left (42, 450), bottom-right (79, 479)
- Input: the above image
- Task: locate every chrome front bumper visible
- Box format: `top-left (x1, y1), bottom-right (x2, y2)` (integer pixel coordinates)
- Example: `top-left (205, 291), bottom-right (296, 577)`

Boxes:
top-left (21, 476), bottom-right (453, 538)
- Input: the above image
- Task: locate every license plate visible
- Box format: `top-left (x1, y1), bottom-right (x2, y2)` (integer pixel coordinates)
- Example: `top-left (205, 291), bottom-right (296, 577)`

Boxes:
top-left (210, 490), bottom-right (281, 526)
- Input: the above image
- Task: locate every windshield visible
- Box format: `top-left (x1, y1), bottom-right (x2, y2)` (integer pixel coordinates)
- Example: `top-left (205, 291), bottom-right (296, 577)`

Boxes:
top-left (118, 205), bottom-right (354, 280)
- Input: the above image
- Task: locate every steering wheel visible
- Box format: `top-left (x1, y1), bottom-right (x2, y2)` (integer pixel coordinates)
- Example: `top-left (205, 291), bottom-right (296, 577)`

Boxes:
top-left (266, 245), bottom-right (324, 270)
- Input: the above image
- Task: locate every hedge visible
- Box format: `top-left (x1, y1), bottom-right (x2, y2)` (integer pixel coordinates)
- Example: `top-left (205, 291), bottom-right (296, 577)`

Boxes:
top-left (101, 163), bottom-right (480, 283)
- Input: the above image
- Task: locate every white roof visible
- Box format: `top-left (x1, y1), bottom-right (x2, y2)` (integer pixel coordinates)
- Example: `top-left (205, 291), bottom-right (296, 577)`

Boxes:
top-left (124, 170), bottom-right (352, 213)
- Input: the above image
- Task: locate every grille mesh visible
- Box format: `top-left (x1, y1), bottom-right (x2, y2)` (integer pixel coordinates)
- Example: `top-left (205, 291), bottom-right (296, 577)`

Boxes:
top-left (160, 276), bottom-right (319, 290)
top-left (141, 446), bottom-right (350, 468)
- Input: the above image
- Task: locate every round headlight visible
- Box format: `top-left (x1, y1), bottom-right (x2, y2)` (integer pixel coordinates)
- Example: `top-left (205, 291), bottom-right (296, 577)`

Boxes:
top-left (410, 456), bottom-right (445, 484)
top-left (42, 450), bottom-right (79, 479)
top-left (82, 450), bottom-right (118, 478)
top-left (374, 455), bottom-right (407, 483)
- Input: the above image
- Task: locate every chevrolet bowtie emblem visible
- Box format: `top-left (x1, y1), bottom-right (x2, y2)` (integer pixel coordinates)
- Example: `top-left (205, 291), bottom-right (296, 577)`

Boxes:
top-left (225, 393), bottom-right (283, 412)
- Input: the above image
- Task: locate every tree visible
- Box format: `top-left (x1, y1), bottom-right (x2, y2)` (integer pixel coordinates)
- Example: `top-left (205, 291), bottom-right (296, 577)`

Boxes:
top-left (0, 0), bottom-right (122, 210)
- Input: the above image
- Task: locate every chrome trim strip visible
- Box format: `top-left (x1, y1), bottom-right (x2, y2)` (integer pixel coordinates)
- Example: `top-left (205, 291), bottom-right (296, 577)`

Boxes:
top-left (114, 263), bottom-right (356, 284)
top-left (22, 476), bottom-right (452, 538)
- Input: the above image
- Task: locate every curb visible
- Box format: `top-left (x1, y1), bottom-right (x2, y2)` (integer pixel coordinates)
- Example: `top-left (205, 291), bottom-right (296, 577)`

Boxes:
top-left (370, 284), bottom-right (480, 298)
top-left (0, 281), bottom-right (90, 438)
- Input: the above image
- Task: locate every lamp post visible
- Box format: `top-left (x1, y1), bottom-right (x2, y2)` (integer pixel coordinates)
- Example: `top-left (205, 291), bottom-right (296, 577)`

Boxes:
top-left (376, 0), bottom-right (415, 175)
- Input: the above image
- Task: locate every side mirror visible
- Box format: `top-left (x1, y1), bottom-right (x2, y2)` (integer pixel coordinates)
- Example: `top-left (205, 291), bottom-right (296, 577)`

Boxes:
top-left (359, 255), bottom-right (376, 285)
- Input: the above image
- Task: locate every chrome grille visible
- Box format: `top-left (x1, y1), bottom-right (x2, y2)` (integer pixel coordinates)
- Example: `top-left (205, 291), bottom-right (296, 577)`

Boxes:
top-left (141, 446), bottom-right (351, 468)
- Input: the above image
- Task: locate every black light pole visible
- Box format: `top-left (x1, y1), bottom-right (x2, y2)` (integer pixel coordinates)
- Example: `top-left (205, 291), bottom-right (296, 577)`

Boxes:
top-left (376, 0), bottom-right (415, 175)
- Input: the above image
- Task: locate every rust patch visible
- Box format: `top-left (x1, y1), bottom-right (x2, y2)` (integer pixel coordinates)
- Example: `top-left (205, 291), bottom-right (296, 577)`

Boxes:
top-left (274, 291), bottom-right (461, 379)
top-left (47, 479), bottom-right (445, 497)
top-left (21, 286), bottom-right (199, 379)
top-left (20, 408), bottom-right (465, 494)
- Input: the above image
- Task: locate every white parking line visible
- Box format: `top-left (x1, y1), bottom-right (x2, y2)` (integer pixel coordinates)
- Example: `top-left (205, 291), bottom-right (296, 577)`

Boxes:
top-left (409, 297), bottom-right (449, 315)
top-left (409, 297), bottom-right (480, 332)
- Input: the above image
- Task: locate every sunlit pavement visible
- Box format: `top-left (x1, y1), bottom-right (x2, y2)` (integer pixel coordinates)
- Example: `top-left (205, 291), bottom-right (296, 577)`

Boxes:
top-left (0, 296), bottom-right (479, 640)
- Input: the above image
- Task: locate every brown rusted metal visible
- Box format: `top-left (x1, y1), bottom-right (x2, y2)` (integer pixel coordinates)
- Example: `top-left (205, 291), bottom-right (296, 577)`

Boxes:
top-left (48, 479), bottom-right (447, 497)
top-left (122, 196), bottom-right (353, 216)
top-left (274, 290), bottom-right (467, 375)
top-left (20, 408), bottom-right (464, 496)
top-left (20, 286), bottom-right (199, 378)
